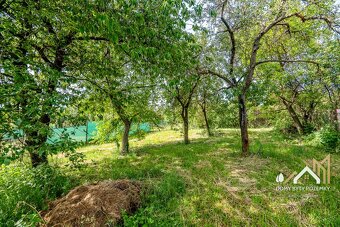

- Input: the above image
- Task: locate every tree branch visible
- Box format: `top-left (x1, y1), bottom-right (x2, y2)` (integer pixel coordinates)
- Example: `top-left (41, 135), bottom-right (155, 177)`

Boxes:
top-left (119, 84), bottom-right (157, 92)
top-left (175, 86), bottom-right (185, 107)
top-left (32, 44), bottom-right (53, 67)
top-left (197, 68), bottom-right (234, 87)
top-left (256, 59), bottom-right (320, 71)
top-left (218, 85), bottom-right (232, 92)
top-left (42, 18), bottom-right (57, 37)
top-left (243, 8), bottom-right (335, 93)
top-left (186, 76), bottom-right (201, 107)
top-left (244, 12), bottom-right (300, 93)
top-left (221, 1), bottom-right (236, 78)
top-left (295, 14), bottom-right (340, 35)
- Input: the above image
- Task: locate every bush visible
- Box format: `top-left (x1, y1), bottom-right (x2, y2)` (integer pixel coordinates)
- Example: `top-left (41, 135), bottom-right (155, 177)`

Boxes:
top-left (0, 164), bottom-right (74, 226)
top-left (302, 123), bottom-right (316, 135)
top-left (319, 127), bottom-right (339, 152)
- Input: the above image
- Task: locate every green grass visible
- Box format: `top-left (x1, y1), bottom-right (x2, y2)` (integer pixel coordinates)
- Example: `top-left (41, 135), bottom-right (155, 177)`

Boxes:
top-left (1, 129), bottom-right (339, 226)
top-left (0, 164), bottom-right (74, 226)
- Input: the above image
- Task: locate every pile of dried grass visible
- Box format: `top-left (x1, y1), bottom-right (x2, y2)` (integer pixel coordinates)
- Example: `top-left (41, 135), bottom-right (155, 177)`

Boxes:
top-left (42, 180), bottom-right (141, 226)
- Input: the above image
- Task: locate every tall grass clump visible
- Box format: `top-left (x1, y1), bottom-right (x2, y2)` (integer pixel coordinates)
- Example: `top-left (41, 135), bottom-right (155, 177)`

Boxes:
top-left (0, 164), bottom-right (73, 226)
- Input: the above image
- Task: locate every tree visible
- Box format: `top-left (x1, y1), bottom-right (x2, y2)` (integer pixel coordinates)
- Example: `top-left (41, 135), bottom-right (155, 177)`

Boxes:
top-left (203, 0), bottom-right (339, 156)
top-left (0, 0), bottom-right (106, 166)
top-left (321, 39), bottom-right (340, 131)
top-left (269, 64), bottom-right (322, 134)
top-left (170, 74), bottom-right (201, 144)
top-left (69, 0), bottom-right (196, 154)
top-left (195, 76), bottom-right (224, 136)
top-left (79, 58), bottom-right (158, 154)
top-left (160, 38), bottom-right (203, 144)
top-left (0, 0), bottom-right (196, 164)
top-left (197, 84), bottom-right (212, 136)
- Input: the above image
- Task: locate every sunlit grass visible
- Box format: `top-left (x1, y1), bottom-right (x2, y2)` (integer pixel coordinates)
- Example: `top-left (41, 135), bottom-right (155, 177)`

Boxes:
top-left (17, 128), bottom-right (335, 226)
top-left (47, 128), bottom-right (340, 226)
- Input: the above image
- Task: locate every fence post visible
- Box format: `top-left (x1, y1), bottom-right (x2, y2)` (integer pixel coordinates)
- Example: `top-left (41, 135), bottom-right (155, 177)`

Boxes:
top-left (85, 120), bottom-right (88, 144)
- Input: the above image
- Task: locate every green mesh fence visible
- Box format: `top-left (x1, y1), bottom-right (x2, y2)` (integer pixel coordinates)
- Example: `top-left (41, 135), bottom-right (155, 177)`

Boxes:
top-left (48, 122), bottom-right (97, 144)
top-left (48, 122), bottom-right (151, 144)
top-left (129, 122), bottom-right (151, 135)
top-left (4, 122), bottom-right (151, 144)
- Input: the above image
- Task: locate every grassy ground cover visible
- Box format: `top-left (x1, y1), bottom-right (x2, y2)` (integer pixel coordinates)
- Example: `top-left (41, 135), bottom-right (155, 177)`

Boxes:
top-left (1, 129), bottom-right (339, 226)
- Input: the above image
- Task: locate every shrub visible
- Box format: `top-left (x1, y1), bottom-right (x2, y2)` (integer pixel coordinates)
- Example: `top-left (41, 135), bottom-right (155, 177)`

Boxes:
top-left (319, 127), bottom-right (339, 152)
top-left (0, 164), bottom-right (74, 226)
top-left (302, 123), bottom-right (316, 135)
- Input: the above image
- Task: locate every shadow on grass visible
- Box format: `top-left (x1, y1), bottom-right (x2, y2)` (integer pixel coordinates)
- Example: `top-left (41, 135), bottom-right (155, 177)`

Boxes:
top-left (60, 129), bottom-right (339, 226)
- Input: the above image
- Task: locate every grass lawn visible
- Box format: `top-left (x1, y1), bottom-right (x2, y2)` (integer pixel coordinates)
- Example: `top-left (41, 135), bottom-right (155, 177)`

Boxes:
top-left (46, 128), bottom-right (340, 226)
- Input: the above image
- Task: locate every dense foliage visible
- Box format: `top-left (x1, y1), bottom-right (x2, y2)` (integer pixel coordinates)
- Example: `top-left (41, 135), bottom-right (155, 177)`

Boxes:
top-left (0, 0), bottom-right (339, 226)
top-left (0, 164), bottom-right (74, 226)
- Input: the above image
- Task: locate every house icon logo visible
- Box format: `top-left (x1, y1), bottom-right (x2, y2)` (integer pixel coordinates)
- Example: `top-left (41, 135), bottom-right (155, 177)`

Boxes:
top-left (293, 166), bottom-right (320, 184)
top-left (276, 154), bottom-right (331, 185)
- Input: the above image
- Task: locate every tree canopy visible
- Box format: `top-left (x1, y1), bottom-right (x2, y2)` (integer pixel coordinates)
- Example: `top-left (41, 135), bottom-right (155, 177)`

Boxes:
top-left (1, 0), bottom-right (339, 164)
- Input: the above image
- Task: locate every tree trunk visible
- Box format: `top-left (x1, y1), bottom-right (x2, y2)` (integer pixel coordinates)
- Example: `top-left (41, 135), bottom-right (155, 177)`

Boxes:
top-left (202, 106), bottom-right (212, 137)
top-left (24, 113), bottom-right (50, 167)
top-left (302, 102), bottom-right (316, 126)
top-left (336, 108), bottom-right (340, 132)
top-left (85, 120), bottom-right (89, 144)
top-left (26, 131), bottom-right (49, 167)
top-left (281, 99), bottom-right (304, 134)
top-left (30, 153), bottom-right (48, 167)
top-left (238, 94), bottom-right (250, 156)
top-left (332, 108), bottom-right (340, 132)
top-left (121, 119), bottom-right (131, 155)
top-left (14, 46), bottom-right (49, 167)
top-left (182, 107), bottom-right (189, 144)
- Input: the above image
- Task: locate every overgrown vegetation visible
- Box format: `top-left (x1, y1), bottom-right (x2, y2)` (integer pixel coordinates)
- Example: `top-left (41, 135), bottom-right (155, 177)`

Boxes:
top-left (0, 164), bottom-right (74, 226)
top-left (305, 126), bottom-right (340, 152)
top-left (2, 129), bottom-right (339, 226)
top-left (0, 0), bottom-right (339, 225)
